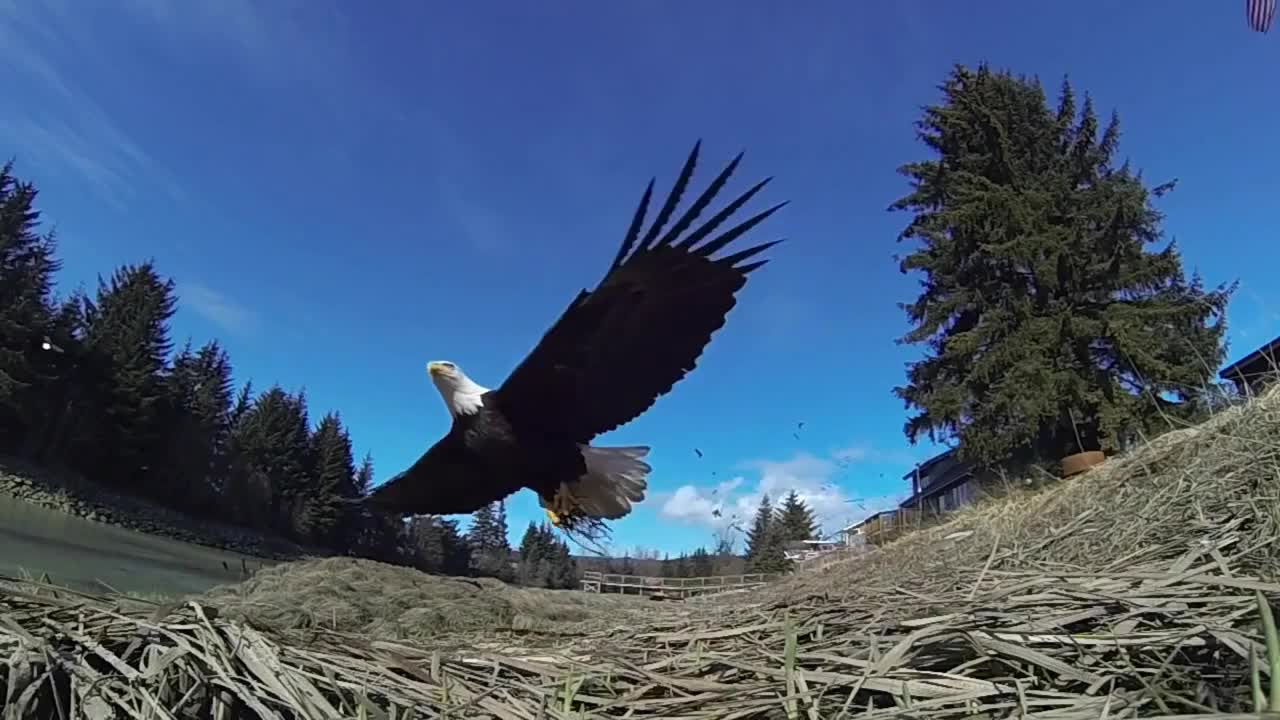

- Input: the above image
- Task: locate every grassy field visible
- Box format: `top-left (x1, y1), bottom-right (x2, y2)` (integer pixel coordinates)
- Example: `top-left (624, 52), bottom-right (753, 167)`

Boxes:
top-left (6, 388), bottom-right (1280, 718)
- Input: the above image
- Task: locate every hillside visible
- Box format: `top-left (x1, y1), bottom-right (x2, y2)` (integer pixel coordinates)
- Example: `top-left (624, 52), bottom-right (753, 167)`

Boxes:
top-left (5, 386), bottom-right (1280, 717)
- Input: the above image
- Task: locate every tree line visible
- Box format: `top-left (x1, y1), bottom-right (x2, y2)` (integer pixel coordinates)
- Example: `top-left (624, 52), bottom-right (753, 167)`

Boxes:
top-left (0, 161), bottom-right (586, 585)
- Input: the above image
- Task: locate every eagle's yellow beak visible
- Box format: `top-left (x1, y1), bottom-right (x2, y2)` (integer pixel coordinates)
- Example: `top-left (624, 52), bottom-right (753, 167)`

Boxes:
top-left (427, 362), bottom-right (445, 377)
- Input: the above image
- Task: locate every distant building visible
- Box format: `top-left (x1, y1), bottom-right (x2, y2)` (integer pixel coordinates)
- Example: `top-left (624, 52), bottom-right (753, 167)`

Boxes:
top-left (1219, 336), bottom-right (1280, 397)
top-left (899, 448), bottom-right (980, 515)
top-left (782, 538), bottom-right (840, 562)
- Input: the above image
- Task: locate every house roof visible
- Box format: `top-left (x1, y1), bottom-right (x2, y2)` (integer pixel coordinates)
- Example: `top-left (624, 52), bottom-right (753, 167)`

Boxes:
top-left (900, 447), bottom-right (958, 481)
top-left (842, 509), bottom-right (893, 532)
top-left (1219, 335), bottom-right (1280, 381)
top-left (898, 455), bottom-right (975, 509)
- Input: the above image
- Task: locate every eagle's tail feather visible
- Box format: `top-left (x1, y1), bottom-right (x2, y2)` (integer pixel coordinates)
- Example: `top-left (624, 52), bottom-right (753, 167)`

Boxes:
top-left (574, 445), bottom-right (651, 520)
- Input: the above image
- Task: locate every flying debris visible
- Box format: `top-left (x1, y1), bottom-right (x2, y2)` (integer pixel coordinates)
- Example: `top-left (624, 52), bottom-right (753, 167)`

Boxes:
top-left (694, 448), bottom-right (703, 458)
top-left (360, 142), bottom-right (787, 550)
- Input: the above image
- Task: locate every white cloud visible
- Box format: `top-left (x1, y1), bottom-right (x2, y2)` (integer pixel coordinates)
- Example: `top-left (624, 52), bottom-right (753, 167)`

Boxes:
top-left (659, 447), bottom-right (913, 540)
top-left (182, 281), bottom-right (258, 336)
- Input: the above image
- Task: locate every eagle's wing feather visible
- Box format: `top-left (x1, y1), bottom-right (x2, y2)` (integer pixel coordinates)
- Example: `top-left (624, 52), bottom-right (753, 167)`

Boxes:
top-left (363, 431), bottom-right (521, 517)
top-left (494, 142), bottom-right (785, 444)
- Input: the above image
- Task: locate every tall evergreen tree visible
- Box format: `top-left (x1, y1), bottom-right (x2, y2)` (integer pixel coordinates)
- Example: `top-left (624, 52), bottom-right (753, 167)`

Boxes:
top-left (225, 385), bottom-right (310, 532)
top-left (743, 494), bottom-right (774, 563)
top-left (892, 64), bottom-right (1235, 470)
top-left (346, 452), bottom-right (403, 562)
top-left (78, 262), bottom-right (178, 490)
top-left (775, 490), bottom-right (818, 544)
top-left (469, 501), bottom-right (513, 581)
top-left (0, 162), bottom-right (59, 450)
top-left (403, 515), bottom-right (471, 576)
top-left (303, 412), bottom-right (357, 545)
top-left (159, 340), bottom-right (234, 511)
top-left (744, 494), bottom-right (788, 573)
top-left (515, 521), bottom-right (577, 588)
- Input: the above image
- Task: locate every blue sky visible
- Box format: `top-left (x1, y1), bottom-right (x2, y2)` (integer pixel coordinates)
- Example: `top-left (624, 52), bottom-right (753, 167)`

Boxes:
top-left (2, 1), bottom-right (1277, 557)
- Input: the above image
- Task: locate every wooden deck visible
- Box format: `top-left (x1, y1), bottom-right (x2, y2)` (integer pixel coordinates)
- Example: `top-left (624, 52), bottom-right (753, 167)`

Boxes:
top-left (580, 571), bottom-right (777, 599)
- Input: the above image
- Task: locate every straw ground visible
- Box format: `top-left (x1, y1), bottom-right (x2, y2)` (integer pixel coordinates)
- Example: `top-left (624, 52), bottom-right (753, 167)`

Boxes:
top-left (7, 387), bottom-right (1280, 717)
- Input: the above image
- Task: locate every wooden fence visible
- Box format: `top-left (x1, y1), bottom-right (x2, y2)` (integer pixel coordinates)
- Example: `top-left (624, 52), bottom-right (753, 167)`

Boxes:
top-left (858, 507), bottom-right (926, 546)
top-left (580, 571), bottom-right (777, 599)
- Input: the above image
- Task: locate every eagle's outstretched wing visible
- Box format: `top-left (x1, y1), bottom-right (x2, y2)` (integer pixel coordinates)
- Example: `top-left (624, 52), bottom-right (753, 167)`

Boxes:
top-left (494, 141), bottom-right (786, 444)
top-left (362, 432), bottom-right (522, 517)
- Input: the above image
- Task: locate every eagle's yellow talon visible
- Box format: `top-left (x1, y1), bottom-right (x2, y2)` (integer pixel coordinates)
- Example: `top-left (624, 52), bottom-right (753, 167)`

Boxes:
top-left (545, 508), bottom-right (563, 528)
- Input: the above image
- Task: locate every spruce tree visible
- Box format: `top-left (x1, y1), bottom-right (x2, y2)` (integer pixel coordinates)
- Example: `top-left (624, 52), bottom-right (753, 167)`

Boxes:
top-left (469, 501), bottom-right (513, 581)
top-left (0, 161), bottom-right (60, 450)
top-left (892, 64), bottom-right (1235, 470)
top-left (516, 521), bottom-right (548, 586)
top-left (78, 262), bottom-right (177, 490)
top-left (546, 529), bottom-right (577, 589)
top-left (347, 452), bottom-right (403, 562)
top-left (743, 494), bottom-right (774, 564)
top-left (775, 490), bottom-right (818, 544)
top-left (744, 494), bottom-right (789, 573)
top-left (225, 385), bottom-right (310, 533)
top-left (303, 412), bottom-right (357, 545)
top-left (159, 340), bottom-right (234, 512)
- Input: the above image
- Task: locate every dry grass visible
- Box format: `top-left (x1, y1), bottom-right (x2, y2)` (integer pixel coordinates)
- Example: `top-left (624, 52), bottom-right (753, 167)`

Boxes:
top-left (7, 388), bottom-right (1280, 718)
top-left (200, 556), bottom-right (656, 640)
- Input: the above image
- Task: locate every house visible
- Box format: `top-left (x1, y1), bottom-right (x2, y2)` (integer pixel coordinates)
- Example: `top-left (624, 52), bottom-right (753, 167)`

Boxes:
top-left (782, 538), bottom-right (841, 562)
top-left (838, 520), bottom-right (867, 548)
top-left (899, 448), bottom-right (980, 516)
top-left (1219, 336), bottom-right (1280, 397)
top-left (841, 509), bottom-right (911, 547)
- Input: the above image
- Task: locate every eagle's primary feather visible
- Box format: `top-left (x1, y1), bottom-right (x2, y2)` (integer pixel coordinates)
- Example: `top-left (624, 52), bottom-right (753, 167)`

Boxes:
top-left (363, 141), bottom-right (786, 547)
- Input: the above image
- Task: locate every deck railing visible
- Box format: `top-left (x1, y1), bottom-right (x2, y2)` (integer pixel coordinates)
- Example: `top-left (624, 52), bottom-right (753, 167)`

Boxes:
top-left (580, 571), bottom-right (777, 599)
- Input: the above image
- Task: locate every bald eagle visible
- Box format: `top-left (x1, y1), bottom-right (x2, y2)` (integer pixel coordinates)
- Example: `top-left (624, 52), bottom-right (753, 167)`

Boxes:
top-left (363, 141), bottom-right (786, 544)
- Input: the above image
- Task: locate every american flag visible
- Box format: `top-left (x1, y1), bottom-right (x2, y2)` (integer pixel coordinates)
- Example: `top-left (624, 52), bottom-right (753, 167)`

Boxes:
top-left (1247, 0), bottom-right (1276, 33)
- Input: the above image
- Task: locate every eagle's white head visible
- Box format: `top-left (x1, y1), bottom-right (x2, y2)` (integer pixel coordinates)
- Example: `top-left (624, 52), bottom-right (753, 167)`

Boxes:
top-left (427, 360), bottom-right (488, 417)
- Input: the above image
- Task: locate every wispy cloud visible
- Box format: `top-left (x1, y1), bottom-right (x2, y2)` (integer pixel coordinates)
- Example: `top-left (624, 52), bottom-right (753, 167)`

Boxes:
top-left (182, 281), bottom-right (258, 336)
top-left (658, 446), bottom-right (914, 542)
top-left (435, 176), bottom-right (513, 256)
top-left (0, 3), bottom-right (185, 208)
top-left (120, 0), bottom-right (359, 100)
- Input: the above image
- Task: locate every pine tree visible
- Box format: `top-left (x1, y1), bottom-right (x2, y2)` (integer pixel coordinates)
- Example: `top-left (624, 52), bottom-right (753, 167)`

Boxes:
top-left (743, 494), bottom-right (774, 564)
top-left (517, 521), bottom-right (555, 587)
top-left (159, 340), bottom-right (234, 512)
top-left (892, 64), bottom-right (1235, 471)
top-left (744, 494), bottom-right (789, 573)
top-left (775, 490), bottom-right (818, 544)
top-left (403, 515), bottom-right (471, 575)
top-left (689, 546), bottom-right (715, 577)
top-left (0, 161), bottom-right (60, 452)
top-left (469, 501), bottom-right (513, 581)
top-left (546, 529), bottom-right (577, 589)
top-left (346, 452), bottom-right (403, 562)
top-left (225, 385), bottom-right (310, 533)
top-left (303, 412), bottom-right (357, 545)
top-left (78, 262), bottom-right (178, 491)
